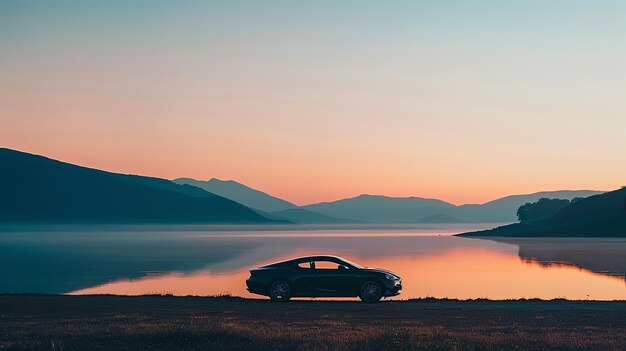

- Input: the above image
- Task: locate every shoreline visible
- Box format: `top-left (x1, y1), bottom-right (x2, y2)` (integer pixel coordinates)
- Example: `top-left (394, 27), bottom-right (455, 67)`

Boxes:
top-left (8, 293), bottom-right (626, 302)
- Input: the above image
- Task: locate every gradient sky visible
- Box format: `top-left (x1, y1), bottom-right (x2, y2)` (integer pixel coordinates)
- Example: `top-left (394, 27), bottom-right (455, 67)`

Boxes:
top-left (2, 1), bottom-right (625, 205)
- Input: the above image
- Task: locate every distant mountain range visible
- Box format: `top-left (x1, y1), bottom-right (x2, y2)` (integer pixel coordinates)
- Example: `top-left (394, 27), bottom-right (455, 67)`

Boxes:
top-left (449, 190), bottom-right (604, 223)
top-left (173, 178), bottom-right (297, 212)
top-left (300, 191), bottom-right (604, 224)
top-left (173, 178), bottom-right (359, 223)
top-left (268, 208), bottom-right (359, 224)
top-left (173, 177), bottom-right (603, 224)
top-left (0, 148), bottom-right (608, 227)
top-left (0, 149), bottom-right (278, 224)
top-left (303, 195), bottom-right (456, 223)
top-left (458, 187), bottom-right (626, 237)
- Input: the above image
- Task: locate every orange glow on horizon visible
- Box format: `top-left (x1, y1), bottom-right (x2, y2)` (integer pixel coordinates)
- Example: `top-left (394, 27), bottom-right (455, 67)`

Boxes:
top-left (0, 144), bottom-right (614, 206)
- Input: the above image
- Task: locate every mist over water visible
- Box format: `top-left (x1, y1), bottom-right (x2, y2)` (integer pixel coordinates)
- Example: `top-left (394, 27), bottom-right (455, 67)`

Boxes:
top-left (1, 224), bottom-right (624, 300)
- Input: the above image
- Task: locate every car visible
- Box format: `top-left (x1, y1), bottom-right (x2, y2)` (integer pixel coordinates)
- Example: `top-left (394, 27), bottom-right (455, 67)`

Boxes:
top-left (245, 255), bottom-right (402, 302)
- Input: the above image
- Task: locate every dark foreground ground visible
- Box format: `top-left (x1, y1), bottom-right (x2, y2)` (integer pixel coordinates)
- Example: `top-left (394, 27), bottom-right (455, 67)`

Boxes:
top-left (1, 295), bottom-right (625, 351)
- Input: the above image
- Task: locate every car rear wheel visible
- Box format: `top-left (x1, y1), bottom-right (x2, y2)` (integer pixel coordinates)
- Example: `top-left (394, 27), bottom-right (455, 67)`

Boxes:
top-left (359, 281), bottom-right (382, 303)
top-left (269, 280), bottom-right (291, 302)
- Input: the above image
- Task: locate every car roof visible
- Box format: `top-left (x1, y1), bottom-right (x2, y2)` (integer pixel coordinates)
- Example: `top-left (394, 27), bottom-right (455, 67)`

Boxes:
top-left (295, 255), bottom-right (345, 261)
top-left (263, 255), bottom-right (348, 267)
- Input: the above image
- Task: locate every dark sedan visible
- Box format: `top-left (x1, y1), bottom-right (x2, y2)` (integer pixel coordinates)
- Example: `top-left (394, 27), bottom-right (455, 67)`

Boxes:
top-left (246, 255), bottom-right (402, 302)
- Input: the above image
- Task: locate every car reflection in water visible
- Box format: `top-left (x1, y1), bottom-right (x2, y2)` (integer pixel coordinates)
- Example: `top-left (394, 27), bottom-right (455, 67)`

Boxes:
top-left (246, 255), bottom-right (402, 302)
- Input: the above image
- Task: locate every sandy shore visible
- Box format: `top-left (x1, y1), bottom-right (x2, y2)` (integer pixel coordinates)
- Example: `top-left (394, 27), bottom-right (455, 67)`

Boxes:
top-left (1, 295), bottom-right (625, 350)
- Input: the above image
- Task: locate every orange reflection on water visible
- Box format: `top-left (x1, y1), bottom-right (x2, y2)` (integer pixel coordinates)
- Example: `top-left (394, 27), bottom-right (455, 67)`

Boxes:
top-left (70, 248), bottom-right (626, 300)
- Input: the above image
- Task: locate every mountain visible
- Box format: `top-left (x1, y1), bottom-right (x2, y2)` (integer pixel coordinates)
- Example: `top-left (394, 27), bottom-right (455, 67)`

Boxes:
top-left (173, 178), bottom-right (297, 212)
top-left (269, 208), bottom-right (359, 224)
top-left (458, 187), bottom-right (626, 237)
top-left (302, 195), bottom-right (456, 223)
top-left (417, 214), bottom-right (463, 223)
top-left (452, 190), bottom-right (604, 223)
top-left (0, 148), bottom-right (278, 224)
top-left (169, 178), bottom-right (355, 224)
top-left (300, 191), bottom-right (604, 224)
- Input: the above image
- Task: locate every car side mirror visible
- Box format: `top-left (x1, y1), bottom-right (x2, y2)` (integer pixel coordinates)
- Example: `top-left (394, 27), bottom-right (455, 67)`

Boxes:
top-left (338, 265), bottom-right (348, 270)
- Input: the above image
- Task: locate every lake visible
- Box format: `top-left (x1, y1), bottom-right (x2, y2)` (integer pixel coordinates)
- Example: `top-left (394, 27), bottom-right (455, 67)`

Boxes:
top-left (1, 224), bottom-right (625, 300)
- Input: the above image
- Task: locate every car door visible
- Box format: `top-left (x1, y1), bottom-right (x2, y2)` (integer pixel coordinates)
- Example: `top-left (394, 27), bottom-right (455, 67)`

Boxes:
top-left (291, 261), bottom-right (317, 296)
top-left (310, 260), bottom-right (353, 296)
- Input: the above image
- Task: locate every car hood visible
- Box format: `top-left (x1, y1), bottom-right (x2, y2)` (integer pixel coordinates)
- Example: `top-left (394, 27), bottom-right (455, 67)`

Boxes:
top-left (360, 267), bottom-right (401, 278)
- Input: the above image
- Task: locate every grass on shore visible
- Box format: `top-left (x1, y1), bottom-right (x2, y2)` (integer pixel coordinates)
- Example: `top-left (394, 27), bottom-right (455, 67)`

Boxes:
top-left (1, 295), bottom-right (625, 351)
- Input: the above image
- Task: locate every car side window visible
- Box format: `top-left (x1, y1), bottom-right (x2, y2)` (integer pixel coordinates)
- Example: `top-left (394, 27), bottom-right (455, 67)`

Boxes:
top-left (297, 261), bottom-right (313, 269)
top-left (312, 260), bottom-right (342, 270)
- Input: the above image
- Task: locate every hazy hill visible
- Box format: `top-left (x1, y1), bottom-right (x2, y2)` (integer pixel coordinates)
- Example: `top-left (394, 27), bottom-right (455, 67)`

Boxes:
top-left (269, 208), bottom-right (359, 224)
top-left (453, 190), bottom-right (604, 223)
top-left (550, 188), bottom-right (626, 225)
top-left (459, 187), bottom-right (626, 237)
top-left (299, 191), bottom-right (604, 224)
top-left (9, 147), bottom-right (603, 225)
top-left (0, 148), bottom-right (277, 224)
top-left (174, 178), bottom-right (296, 212)
top-left (302, 195), bottom-right (456, 223)
top-left (417, 214), bottom-right (463, 224)
top-left (173, 177), bottom-right (605, 224)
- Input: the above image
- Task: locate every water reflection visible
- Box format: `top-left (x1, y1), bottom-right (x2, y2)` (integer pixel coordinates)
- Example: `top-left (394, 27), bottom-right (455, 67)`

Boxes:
top-left (0, 225), bottom-right (624, 300)
top-left (488, 238), bottom-right (626, 282)
top-left (71, 248), bottom-right (626, 300)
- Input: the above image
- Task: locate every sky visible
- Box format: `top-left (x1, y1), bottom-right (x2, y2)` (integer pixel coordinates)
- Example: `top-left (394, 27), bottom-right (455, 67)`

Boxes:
top-left (1, 0), bottom-right (625, 205)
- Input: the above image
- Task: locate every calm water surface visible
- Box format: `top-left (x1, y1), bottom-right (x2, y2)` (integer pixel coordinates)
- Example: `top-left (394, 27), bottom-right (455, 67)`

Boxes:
top-left (1, 224), bottom-right (624, 300)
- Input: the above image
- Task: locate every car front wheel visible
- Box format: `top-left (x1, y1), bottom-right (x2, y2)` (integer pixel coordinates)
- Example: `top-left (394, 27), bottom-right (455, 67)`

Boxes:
top-left (269, 280), bottom-right (291, 302)
top-left (359, 281), bottom-right (382, 303)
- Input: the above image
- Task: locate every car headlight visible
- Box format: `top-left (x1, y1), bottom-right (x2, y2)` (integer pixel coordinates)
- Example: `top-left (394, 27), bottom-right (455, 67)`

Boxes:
top-left (385, 274), bottom-right (397, 280)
